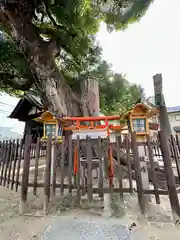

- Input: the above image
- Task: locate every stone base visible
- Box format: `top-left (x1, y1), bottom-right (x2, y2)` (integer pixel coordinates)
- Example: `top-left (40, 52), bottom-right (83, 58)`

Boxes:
top-left (19, 200), bottom-right (27, 215)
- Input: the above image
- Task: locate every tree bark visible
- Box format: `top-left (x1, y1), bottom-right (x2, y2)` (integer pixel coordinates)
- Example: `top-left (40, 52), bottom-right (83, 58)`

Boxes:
top-left (0, 6), bottom-right (89, 116)
top-left (80, 77), bottom-right (100, 116)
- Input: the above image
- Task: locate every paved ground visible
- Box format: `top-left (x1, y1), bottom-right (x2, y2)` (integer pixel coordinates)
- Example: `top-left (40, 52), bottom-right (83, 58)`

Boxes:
top-left (0, 178), bottom-right (180, 239)
top-left (42, 216), bottom-right (130, 240)
top-left (0, 188), bottom-right (180, 240)
top-left (40, 212), bottom-right (180, 240)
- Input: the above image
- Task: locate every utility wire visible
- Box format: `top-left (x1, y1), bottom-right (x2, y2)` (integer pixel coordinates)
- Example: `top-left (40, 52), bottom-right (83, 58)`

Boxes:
top-left (0, 102), bottom-right (15, 108)
top-left (0, 102), bottom-right (15, 107)
top-left (0, 109), bottom-right (12, 114)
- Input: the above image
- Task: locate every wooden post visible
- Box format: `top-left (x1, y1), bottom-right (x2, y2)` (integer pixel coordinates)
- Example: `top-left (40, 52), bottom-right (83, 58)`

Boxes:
top-left (125, 135), bottom-right (133, 194)
top-left (153, 74), bottom-right (172, 138)
top-left (86, 137), bottom-right (93, 202)
top-left (76, 136), bottom-right (81, 207)
top-left (0, 140), bottom-right (8, 185)
top-left (98, 137), bottom-right (104, 200)
top-left (116, 136), bottom-right (123, 200)
top-left (44, 136), bottom-right (52, 213)
top-left (7, 139), bottom-right (15, 188)
top-left (159, 131), bottom-right (180, 219)
top-left (19, 135), bottom-right (32, 214)
top-left (136, 135), bottom-right (151, 204)
top-left (15, 139), bottom-right (23, 192)
top-left (108, 140), bottom-right (114, 189)
top-left (146, 135), bottom-right (160, 204)
top-left (170, 135), bottom-right (180, 182)
top-left (131, 132), bottom-right (146, 214)
top-left (11, 139), bottom-right (19, 190)
top-left (33, 138), bottom-right (40, 196)
top-left (0, 140), bottom-right (5, 174)
top-left (141, 160), bottom-right (152, 203)
top-left (68, 135), bottom-right (73, 194)
top-left (52, 137), bottom-right (57, 196)
top-left (3, 140), bottom-right (12, 186)
top-left (60, 137), bottom-right (65, 196)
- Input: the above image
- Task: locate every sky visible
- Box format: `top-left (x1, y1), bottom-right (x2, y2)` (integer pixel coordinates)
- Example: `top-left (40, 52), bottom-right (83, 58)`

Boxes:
top-left (0, 0), bottom-right (180, 134)
top-left (97, 0), bottom-right (180, 107)
top-left (0, 94), bottom-right (24, 134)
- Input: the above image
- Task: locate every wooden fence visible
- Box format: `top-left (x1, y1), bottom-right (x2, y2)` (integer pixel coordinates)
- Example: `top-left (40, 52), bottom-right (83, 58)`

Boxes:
top-left (143, 135), bottom-right (180, 159)
top-left (0, 131), bottom-right (180, 217)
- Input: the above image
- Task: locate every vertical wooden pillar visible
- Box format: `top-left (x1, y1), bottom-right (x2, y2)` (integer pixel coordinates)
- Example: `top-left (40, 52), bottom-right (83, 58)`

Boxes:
top-left (98, 137), bottom-right (104, 200)
top-left (44, 136), bottom-right (52, 212)
top-left (3, 140), bottom-right (11, 186)
top-left (76, 136), bottom-right (81, 207)
top-left (11, 139), bottom-right (19, 190)
top-left (19, 135), bottom-right (32, 214)
top-left (68, 135), bottom-right (73, 194)
top-left (131, 132), bottom-right (146, 214)
top-left (86, 137), bottom-right (93, 202)
top-left (159, 131), bottom-right (180, 219)
top-left (116, 136), bottom-right (123, 200)
top-left (136, 136), bottom-right (151, 204)
top-left (170, 135), bottom-right (180, 182)
top-left (52, 137), bottom-right (57, 196)
top-left (60, 137), bottom-right (65, 196)
top-left (146, 135), bottom-right (160, 204)
top-left (125, 135), bottom-right (133, 194)
top-left (153, 74), bottom-right (172, 138)
top-left (33, 138), bottom-right (40, 196)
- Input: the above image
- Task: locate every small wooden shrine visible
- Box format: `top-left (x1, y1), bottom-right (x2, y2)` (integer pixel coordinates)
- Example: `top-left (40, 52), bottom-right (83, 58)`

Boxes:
top-left (121, 103), bottom-right (159, 137)
top-left (33, 111), bottom-right (66, 141)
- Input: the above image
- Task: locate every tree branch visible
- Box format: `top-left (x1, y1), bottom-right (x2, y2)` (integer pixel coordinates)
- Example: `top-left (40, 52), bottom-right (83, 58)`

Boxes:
top-left (0, 8), bottom-right (9, 23)
top-left (0, 71), bottom-right (34, 90)
top-left (44, 1), bottom-right (77, 38)
top-left (38, 27), bottom-right (75, 59)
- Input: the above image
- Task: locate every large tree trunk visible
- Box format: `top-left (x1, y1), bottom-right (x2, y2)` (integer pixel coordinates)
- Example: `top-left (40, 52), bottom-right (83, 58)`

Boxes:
top-left (0, 5), bottom-right (91, 117)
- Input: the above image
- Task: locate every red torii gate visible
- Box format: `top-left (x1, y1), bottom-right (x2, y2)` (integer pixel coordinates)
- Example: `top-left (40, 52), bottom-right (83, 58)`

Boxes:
top-left (62, 115), bottom-right (123, 187)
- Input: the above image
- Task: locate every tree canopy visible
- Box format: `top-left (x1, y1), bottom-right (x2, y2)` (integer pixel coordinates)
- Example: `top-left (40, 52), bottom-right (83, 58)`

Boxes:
top-left (0, 0), bottom-right (153, 115)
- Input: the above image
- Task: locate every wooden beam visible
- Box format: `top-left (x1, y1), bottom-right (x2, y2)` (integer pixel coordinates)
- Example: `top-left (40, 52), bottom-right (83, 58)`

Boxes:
top-left (153, 74), bottom-right (172, 138)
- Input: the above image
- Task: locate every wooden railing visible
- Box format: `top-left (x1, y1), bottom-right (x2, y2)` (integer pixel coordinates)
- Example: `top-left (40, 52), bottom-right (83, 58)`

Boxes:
top-left (0, 132), bottom-right (179, 217)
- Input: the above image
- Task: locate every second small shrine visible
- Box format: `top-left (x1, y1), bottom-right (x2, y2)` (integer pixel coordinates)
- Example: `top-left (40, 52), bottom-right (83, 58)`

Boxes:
top-left (122, 103), bottom-right (159, 141)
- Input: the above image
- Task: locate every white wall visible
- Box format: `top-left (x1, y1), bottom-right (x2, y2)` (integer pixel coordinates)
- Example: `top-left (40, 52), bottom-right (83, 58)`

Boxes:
top-left (168, 112), bottom-right (180, 135)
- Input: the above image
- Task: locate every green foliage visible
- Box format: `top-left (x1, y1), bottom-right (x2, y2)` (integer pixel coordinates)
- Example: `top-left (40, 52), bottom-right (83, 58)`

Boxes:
top-left (0, 0), bottom-right (153, 98)
top-left (97, 64), bottom-right (143, 115)
top-left (34, 0), bottom-right (153, 65)
top-left (64, 58), bottom-right (144, 115)
top-left (101, 0), bottom-right (154, 31)
top-left (0, 87), bottom-right (23, 97)
top-left (0, 34), bottom-right (32, 96)
top-left (0, 36), bottom-right (29, 78)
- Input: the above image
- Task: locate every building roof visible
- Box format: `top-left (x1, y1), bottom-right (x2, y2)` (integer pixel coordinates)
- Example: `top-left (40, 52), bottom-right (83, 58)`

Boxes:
top-left (122, 102), bottom-right (158, 120)
top-left (9, 93), bottom-right (43, 121)
top-left (173, 126), bottom-right (180, 132)
top-left (147, 96), bottom-right (180, 113)
top-left (167, 106), bottom-right (180, 113)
